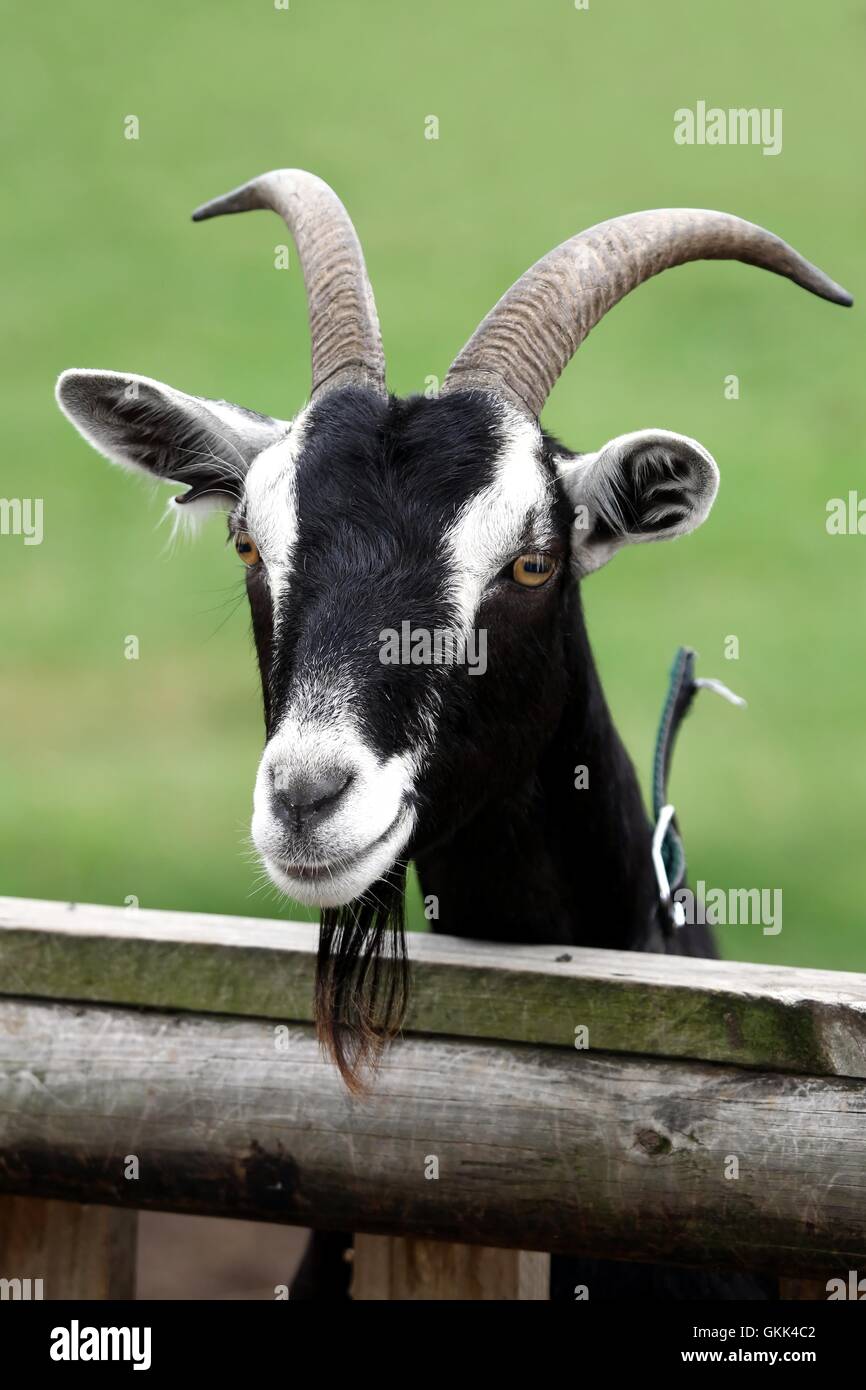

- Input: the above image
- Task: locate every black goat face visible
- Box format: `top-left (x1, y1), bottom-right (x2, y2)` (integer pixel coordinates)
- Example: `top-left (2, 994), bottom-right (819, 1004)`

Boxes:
top-left (242, 386), bottom-right (573, 906)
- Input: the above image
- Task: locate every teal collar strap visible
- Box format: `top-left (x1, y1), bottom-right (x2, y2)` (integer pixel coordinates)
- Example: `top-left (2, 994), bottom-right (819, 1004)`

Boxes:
top-left (651, 646), bottom-right (746, 936)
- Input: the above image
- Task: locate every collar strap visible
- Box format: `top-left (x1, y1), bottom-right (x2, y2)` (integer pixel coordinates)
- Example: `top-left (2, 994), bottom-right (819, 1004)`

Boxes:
top-left (651, 646), bottom-right (746, 936)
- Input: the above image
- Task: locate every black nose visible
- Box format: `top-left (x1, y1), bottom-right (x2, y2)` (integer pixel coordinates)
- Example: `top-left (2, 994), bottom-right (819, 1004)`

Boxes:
top-left (270, 766), bottom-right (353, 830)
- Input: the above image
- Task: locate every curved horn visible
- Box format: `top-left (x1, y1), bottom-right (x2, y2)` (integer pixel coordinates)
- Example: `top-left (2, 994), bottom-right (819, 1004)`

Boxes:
top-left (442, 209), bottom-right (852, 418)
top-left (193, 169), bottom-right (386, 400)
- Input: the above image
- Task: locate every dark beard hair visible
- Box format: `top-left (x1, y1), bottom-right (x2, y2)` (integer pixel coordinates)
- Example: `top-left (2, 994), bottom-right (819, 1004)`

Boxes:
top-left (315, 863), bottom-right (410, 1091)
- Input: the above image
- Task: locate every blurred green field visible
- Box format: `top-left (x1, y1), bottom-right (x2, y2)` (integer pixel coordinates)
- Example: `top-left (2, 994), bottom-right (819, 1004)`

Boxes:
top-left (2, 0), bottom-right (864, 969)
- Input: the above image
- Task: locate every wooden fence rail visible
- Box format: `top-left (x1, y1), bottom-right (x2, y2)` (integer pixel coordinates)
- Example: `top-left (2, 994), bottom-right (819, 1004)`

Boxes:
top-left (0, 897), bottom-right (864, 1299)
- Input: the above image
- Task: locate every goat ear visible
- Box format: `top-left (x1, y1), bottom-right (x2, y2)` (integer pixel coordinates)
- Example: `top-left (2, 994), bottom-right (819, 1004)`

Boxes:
top-left (556, 429), bottom-right (719, 576)
top-left (55, 370), bottom-right (288, 512)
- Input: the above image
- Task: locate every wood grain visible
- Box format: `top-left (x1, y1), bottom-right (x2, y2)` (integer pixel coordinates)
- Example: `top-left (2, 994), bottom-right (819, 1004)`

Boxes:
top-left (0, 1195), bottom-right (136, 1299)
top-left (352, 1235), bottom-right (549, 1300)
top-left (0, 997), bottom-right (863, 1277)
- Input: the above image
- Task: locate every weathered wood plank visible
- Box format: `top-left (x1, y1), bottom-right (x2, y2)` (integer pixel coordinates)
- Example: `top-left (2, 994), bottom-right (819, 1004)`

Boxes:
top-left (352, 1235), bottom-right (549, 1299)
top-left (1, 897), bottom-right (865, 1078)
top-left (0, 1195), bottom-right (136, 1299)
top-left (0, 997), bottom-right (863, 1276)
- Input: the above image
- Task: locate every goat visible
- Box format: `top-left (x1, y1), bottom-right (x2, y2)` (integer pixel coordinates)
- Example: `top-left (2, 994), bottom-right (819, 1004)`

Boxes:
top-left (56, 169), bottom-right (851, 1299)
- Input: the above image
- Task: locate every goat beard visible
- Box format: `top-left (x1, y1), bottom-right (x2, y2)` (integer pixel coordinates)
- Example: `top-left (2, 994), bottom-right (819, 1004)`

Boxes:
top-left (315, 862), bottom-right (410, 1092)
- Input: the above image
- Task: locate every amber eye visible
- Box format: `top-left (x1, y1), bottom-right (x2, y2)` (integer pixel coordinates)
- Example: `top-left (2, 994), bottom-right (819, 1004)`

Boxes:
top-left (512, 552), bottom-right (556, 587)
top-left (235, 531), bottom-right (260, 566)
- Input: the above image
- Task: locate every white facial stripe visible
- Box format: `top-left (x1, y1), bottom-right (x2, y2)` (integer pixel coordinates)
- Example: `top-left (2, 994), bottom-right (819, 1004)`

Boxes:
top-left (242, 405), bottom-right (310, 608)
top-left (444, 405), bottom-right (552, 631)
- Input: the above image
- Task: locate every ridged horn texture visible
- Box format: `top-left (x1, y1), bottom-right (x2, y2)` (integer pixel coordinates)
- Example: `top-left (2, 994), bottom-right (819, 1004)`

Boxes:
top-left (442, 209), bottom-right (853, 419)
top-left (192, 169), bottom-right (386, 400)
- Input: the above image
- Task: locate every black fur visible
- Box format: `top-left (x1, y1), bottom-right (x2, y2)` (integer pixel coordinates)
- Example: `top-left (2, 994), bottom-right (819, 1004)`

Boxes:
top-left (316, 867), bottom-right (409, 1088)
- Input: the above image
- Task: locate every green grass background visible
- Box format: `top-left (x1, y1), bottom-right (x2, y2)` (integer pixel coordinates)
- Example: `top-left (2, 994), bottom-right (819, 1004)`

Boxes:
top-left (2, 0), bottom-right (863, 968)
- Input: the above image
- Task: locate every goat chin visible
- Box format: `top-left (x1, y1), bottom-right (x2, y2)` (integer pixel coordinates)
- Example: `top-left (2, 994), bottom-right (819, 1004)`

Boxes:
top-left (257, 808), bottom-right (414, 910)
top-left (261, 854), bottom-right (378, 909)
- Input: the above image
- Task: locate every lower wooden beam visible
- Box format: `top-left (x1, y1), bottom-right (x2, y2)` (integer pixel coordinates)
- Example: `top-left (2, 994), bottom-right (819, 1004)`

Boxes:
top-left (0, 1195), bottom-right (136, 1300)
top-left (352, 1235), bottom-right (548, 1300)
top-left (1, 998), bottom-right (864, 1278)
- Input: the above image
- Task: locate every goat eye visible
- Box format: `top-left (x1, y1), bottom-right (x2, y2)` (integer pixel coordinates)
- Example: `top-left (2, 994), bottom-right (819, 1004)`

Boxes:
top-left (512, 552), bottom-right (556, 587)
top-left (235, 531), bottom-right (260, 566)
